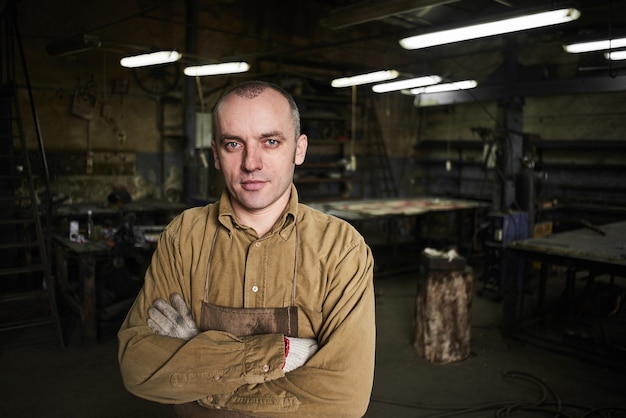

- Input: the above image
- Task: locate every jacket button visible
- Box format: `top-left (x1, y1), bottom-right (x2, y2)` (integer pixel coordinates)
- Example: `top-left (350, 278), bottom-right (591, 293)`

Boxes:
top-left (262, 364), bottom-right (270, 372)
top-left (252, 285), bottom-right (259, 293)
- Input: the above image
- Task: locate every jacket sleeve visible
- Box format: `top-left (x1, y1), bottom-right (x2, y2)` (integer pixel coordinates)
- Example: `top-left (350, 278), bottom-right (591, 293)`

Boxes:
top-left (117, 217), bottom-right (288, 405)
top-left (202, 238), bottom-right (376, 417)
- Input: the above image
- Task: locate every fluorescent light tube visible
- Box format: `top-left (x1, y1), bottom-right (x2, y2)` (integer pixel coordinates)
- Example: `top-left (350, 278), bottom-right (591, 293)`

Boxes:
top-left (410, 80), bottom-right (477, 94)
top-left (184, 62), bottom-right (250, 76)
top-left (400, 7), bottom-right (581, 50)
top-left (120, 50), bottom-right (181, 68)
top-left (605, 50), bottom-right (626, 61)
top-left (331, 70), bottom-right (399, 87)
top-left (564, 37), bottom-right (626, 53)
top-left (372, 75), bottom-right (442, 93)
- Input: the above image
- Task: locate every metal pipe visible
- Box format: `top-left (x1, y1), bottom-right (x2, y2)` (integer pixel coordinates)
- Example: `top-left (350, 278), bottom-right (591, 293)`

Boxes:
top-left (183, 0), bottom-right (199, 202)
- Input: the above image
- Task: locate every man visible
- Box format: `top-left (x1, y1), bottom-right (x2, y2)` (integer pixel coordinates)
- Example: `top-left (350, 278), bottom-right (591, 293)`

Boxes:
top-left (118, 81), bottom-right (375, 417)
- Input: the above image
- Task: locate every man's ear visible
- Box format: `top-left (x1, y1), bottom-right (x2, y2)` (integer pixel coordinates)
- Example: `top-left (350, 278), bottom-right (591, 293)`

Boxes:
top-left (294, 134), bottom-right (308, 165)
top-left (211, 142), bottom-right (221, 170)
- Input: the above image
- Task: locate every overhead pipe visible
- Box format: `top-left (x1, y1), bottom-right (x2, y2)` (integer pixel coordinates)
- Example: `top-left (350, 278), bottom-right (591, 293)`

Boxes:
top-left (183, 0), bottom-right (199, 202)
top-left (322, 0), bottom-right (462, 29)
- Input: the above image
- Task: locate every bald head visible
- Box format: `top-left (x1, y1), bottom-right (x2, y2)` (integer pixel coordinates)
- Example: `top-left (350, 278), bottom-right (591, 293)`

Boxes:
top-left (213, 81), bottom-right (301, 139)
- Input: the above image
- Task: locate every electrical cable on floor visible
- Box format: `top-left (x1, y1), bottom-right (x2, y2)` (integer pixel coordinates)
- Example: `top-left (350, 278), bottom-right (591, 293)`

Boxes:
top-left (370, 370), bottom-right (626, 417)
top-left (582, 407), bottom-right (626, 418)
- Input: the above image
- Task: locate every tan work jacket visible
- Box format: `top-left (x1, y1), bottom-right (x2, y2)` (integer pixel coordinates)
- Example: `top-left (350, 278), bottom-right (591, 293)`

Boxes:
top-left (118, 186), bottom-right (376, 417)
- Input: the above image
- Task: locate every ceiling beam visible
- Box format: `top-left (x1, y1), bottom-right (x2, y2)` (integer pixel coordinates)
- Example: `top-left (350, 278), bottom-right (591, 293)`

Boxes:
top-left (321, 0), bottom-right (462, 29)
top-left (413, 74), bottom-right (626, 107)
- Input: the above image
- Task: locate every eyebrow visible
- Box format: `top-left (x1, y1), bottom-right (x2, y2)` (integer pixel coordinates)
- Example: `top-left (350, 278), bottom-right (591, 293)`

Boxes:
top-left (217, 130), bottom-right (287, 142)
top-left (217, 133), bottom-right (241, 142)
top-left (259, 130), bottom-right (287, 140)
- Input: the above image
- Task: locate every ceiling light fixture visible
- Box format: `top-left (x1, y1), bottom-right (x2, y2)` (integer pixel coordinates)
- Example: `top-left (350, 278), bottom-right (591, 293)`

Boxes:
top-left (372, 75), bottom-right (442, 93)
top-left (410, 80), bottom-right (478, 94)
top-left (399, 7), bottom-right (581, 50)
top-left (331, 70), bottom-right (400, 88)
top-left (564, 37), bottom-right (626, 53)
top-left (120, 50), bottom-right (182, 68)
top-left (605, 50), bottom-right (626, 61)
top-left (184, 62), bottom-right (250, 76)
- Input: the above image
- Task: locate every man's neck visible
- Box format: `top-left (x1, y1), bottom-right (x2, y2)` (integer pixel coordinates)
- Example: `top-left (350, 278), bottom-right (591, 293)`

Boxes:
top-left (231, 195), bottom-right (290, 238)
top-left (237, 211), bottom-right (281, 237)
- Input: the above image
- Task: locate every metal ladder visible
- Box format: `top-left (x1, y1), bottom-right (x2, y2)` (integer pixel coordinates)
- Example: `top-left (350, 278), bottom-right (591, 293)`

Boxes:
top-left (0, 3), bottom-right (64, 347)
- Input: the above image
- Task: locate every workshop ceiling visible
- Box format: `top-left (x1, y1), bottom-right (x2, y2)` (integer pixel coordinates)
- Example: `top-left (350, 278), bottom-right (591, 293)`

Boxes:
top-left (25, 0), bottom-right (626, 91)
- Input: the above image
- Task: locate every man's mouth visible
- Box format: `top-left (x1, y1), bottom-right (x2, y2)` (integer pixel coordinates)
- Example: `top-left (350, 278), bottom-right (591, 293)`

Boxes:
top-left (241, 180), bottom-right (266, 191)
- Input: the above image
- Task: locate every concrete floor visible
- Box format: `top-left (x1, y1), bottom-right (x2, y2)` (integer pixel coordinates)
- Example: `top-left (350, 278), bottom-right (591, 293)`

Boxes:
top-left (2, 264), bottom-right (625, 417)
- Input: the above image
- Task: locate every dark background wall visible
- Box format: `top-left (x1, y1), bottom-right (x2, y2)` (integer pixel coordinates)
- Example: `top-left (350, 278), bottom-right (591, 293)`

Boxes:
top-left (7, 0), bottom-right (626, 210)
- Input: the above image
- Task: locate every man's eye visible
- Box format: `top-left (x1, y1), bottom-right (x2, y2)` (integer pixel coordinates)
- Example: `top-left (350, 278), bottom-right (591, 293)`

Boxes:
top-left (225, 142), bottom-right (239, 149)
top-left (266, 139), bottom-right (278, 146)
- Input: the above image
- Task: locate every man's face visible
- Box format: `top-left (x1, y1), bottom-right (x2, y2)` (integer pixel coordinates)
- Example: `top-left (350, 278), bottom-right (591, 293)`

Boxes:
top-left (212, 89), bottom-right (307, 216)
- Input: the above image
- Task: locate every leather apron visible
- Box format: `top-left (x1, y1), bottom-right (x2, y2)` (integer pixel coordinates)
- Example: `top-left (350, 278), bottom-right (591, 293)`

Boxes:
top-left (175, 224), bottom-right (300, 418)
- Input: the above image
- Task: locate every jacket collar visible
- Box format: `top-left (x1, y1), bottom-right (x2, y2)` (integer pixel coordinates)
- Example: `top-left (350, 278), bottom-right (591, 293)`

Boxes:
top-left (217, 184), bottom-right (298, 240)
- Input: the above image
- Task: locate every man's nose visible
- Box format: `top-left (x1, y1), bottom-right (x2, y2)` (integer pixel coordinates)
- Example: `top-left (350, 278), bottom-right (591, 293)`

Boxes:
top-left (242, 146), bottom-right (262, 172)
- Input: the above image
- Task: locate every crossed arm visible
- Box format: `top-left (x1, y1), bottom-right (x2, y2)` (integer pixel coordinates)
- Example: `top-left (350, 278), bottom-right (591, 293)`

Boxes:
top-left (147, 293), bottom-right (318, 373)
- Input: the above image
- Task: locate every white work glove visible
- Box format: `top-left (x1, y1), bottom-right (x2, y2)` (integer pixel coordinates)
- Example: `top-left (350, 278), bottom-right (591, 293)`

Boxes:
top-left (283, 337), bottom-right (319, 373)
top-left (147, 293), bottom-right (199, 340)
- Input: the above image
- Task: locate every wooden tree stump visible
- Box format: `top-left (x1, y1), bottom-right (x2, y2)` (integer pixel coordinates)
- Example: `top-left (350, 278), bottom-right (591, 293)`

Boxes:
top-left (414, 263), bottom-right (474, 363)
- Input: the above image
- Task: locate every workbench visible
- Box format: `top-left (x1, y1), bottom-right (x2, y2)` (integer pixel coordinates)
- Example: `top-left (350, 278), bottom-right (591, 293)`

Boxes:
top-left (309, 197), bottom-right (489, 270)
top-left (51, 201), bottom-right (189, 343)
top-left (53, 225), bottom-right (165, 343)
top-left (53, 200), bottom-right (189, 226)
top-left (503, 220), bottom-right (626, 365)
top-left (314, 196), bottom-right (486, 218)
